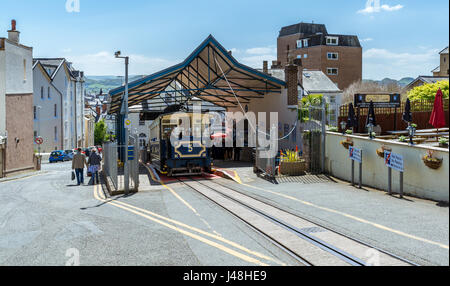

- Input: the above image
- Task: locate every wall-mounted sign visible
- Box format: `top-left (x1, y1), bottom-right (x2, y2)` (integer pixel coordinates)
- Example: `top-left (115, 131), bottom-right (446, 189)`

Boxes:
top-left (384, 151), bottom-right (404, 172)
top-left (349, 146), bottom-right (362, 163)
top-left (354, 93), bottom-right (401, 108)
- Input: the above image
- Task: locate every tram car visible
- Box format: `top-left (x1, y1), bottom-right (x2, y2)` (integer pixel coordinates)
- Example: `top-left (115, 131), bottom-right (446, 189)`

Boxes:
top-left (149, 112), bottom-right (213, 176)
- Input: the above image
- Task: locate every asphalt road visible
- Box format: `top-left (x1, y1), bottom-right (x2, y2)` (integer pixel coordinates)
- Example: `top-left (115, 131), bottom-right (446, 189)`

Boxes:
top-left (0, 162), bottom-right (301, 266)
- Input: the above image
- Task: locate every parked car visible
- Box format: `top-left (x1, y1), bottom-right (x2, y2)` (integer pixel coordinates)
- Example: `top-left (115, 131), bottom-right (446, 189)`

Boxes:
top-left (49, 151), bottom-right (64, 163)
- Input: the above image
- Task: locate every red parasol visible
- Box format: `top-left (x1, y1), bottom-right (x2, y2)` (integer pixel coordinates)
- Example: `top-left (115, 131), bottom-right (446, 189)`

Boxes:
top-left (210, 133), bottom-right (227, 139)
top-left (429, 88), bottom-right (446, 129)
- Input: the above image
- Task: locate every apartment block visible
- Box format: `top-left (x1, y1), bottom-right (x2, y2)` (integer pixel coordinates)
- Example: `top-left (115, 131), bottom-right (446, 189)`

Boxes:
top-left (277, 22), bottom-right (362, 90)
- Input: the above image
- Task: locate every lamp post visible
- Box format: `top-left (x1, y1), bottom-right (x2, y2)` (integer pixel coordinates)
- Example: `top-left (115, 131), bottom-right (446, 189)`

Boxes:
top-left (340, 121), bottom-right (347, 135)
top-left (37, 106), bottom-right (42, 156)
top-left (407, 123), bottom-right (416, 145)
top-left (367, 122), bottom-right (374, 139)
top-left (115, 51), bottom-right (130, 194)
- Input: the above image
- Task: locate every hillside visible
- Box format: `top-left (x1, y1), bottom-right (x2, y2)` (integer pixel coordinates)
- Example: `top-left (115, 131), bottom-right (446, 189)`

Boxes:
top-left (85, 75), bottom-right (145, 94)
top-left (362, 77), bottom-right (415, 88)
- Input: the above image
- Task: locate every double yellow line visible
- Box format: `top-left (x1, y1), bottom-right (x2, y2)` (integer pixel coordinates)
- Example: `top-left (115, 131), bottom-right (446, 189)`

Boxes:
top-left (93, 184), bottom-right (285, 266)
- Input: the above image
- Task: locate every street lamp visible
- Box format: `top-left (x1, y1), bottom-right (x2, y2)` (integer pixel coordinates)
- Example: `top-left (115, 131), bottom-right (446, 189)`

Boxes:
top-left (407, 123), bottom-right (416, 145)
top-left (367, 122), bottom-right (374, 139)
top-left (340, 121), bottom-right (347, 135)
top-left (115, 51), bottom-right (130, 194)
top-left (37, 106), bottom-right (42, 156)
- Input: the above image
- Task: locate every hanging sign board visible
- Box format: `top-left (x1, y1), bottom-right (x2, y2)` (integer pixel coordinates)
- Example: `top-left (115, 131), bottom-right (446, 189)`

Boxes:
top-left (354, 93), bottom-right (401, 108)
top-left (384, 151), bottom-right (404, 172)
top-left (349, 146), bottom-right (362, 163)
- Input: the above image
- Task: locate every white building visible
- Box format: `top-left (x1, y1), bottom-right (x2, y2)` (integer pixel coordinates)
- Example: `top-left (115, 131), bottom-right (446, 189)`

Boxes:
top-left (32, 58), bottom-right (85, 151)
top-left (0, 20), bottom-right (34, 177)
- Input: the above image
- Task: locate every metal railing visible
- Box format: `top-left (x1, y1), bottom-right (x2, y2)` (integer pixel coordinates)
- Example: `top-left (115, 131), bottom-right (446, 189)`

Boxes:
top-left (102, 133), bottom-right (139, 192)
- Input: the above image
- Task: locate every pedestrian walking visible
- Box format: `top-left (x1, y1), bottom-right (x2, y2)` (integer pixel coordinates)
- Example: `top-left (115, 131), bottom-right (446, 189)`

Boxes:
top-left (88, 148), bottom-right (102, 185)
top-left (72, 148), bottom-right (87, 186)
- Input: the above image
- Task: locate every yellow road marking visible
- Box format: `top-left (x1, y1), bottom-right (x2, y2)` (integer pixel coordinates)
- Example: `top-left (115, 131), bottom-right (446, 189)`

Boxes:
top-left (242, 183), bottom-right (449, 250)
top-left (94, 184), bottom-right (278, 266)
top-left (141, 164), bottom-right (284, 265)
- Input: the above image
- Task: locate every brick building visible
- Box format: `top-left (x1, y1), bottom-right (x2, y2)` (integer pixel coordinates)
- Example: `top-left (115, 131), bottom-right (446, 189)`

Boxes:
top-left (277, 22), bottom-right (362, 90)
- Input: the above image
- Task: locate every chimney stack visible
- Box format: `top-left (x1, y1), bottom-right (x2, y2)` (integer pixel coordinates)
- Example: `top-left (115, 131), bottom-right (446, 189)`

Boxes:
top-left (8, 19), bottom-right (20, 44)
top-left (293, 58), bottom-right (304, 87)
top-left (263, 61), bottom-right (268, 74)
top-left (285, 63), bottom-right (299, 106)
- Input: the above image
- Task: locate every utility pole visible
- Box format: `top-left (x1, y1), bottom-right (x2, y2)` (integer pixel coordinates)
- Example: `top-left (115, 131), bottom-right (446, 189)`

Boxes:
top-left (37, 106), bottom-right (42, 156)
top-left (115, 51), bottom-right (130, 194)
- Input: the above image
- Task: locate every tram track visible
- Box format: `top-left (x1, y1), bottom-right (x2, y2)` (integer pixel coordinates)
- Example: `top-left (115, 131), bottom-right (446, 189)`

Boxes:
top-left (175, 176), bottom-right (417, 266)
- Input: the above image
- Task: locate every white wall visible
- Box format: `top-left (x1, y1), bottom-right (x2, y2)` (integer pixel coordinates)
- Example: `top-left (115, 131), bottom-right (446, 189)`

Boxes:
top-left (33, 65), bottom-right (62, 152)
top-left (0, 46), bottom-right (6, 134)
top-left (227, 89), bottom-right (301, 150)
top-left (326, 132), bottom-right (449, 202)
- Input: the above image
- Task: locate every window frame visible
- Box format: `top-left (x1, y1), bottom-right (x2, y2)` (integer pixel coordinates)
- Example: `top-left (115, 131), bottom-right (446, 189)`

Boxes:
top-left (327, 52), bottom-right (339, 60)
top-left (327, 68), bottom-right (339, 75)
top-left (326, 37), bottom-right (339, 46)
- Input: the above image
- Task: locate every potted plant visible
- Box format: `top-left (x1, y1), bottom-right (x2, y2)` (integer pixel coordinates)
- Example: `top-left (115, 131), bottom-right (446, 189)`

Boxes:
top-left (279, 149), bottom-right (308, 176)
top-left (423, 150), bottom-right (443, 170)
top-left (398, 136), bottom-right (408, 143)
top-left (340, 137), bottom-right (354, 149)
top-left (376, 145), bottom-right (392, 158)
top-left (439, 137), bottom-right (449, 148)
top-left (345, 129), bottom-right (353, 135)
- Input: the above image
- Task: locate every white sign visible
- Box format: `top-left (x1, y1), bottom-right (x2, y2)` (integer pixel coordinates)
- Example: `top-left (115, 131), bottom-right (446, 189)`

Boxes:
top-left (349, 146), bottom-right (362, 163)
top-left (384, 151), bottom-right (404, 172)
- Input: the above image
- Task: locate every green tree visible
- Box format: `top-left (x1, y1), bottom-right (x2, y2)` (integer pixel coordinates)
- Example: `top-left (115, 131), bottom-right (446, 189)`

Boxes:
top-left (94, 119), bottom-right (107, 146)
top-left (407, 80), bottom-right (449, 101)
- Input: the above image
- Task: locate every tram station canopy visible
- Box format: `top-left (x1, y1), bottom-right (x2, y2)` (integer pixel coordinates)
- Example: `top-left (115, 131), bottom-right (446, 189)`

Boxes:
top-left (108, 35), bottom-right (286, 114)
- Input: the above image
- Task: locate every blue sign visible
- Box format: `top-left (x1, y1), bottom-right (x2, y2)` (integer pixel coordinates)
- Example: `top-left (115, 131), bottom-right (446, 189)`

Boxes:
top-left (349, 146), bottom-right (362, 163)
top-left (384, 151), bottom-right (404, 172)
top-left (128, 146), bottom-right (135, 160)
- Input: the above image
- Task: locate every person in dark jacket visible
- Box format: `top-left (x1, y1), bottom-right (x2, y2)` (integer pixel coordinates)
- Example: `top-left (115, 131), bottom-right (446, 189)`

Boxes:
top-left (88, 149), bottom-right (102, 185)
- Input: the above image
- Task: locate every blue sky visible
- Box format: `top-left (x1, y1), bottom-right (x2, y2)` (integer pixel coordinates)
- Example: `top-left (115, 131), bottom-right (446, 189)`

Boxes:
top-left (1, 0), bottom-right (448, 80)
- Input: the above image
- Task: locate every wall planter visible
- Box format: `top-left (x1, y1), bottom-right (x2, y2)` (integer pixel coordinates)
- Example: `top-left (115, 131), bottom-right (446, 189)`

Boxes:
top-left (279, 161), bottom-right (308, 176)
top-left (340, 138), bottom-right (353, 149)
top-left (376, 145), bottom-right (392, 158)
top-left (423, 151), bottom-right (443, 170)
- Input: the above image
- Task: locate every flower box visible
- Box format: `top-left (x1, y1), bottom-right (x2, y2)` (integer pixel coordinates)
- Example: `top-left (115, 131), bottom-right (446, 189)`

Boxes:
top-left (423, 156), bottom-right (443, 170)
top-left (340, 139), bottom-right (353, 149)
top-left (279, 161), bottom-right (308, 176)
top-left (376, 146), bottom-right (392, 158)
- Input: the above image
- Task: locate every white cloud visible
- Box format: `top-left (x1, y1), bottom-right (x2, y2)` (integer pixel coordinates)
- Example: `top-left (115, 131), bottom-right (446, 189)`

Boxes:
top-left (357, 1), bottom-right (404, 14)
top-left (65, 51), bottom-right (176, 76)
top-left (245, 46), bottom-right (276, 55)
top-left (363, 48), bottom-right (440, 80)
top-left (228, 45), bottom-right (277, 68)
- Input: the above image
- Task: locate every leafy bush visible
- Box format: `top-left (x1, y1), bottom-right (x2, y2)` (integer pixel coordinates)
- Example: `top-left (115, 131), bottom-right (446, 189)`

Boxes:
top-left (398, 136), bottom-right (407, 142)
top-left (407, 81), bottom-right (449, 101)
top-left (346, 130), bottom-right (353, 135)
top-left (328, 126), bottom-right (338, 132)
top-left (439, 137), bottom-right (449, 145)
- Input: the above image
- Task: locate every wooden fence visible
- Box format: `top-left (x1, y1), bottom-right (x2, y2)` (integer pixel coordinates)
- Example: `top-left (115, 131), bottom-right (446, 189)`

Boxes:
top-left (338, 99), bottom-right (449, 133)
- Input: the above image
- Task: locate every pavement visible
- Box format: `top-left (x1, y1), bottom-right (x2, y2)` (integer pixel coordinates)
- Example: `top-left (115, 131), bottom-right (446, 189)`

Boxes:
top-left (209, 163), bottom-right (449, 266)
top-left (0, 161), bottom-right (300, 266)
top-left (0, 160), bottom-right (448, 266)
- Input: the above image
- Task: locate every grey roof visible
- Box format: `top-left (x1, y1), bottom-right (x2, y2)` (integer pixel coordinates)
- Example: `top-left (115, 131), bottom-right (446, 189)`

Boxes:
top-left (404, 76), bottom-right (449, 90)
top-left (432, 66), bottom-right (440, 73)
top-left (279, 22), bottom-right (328, 37)
top-left (440, 47), bottom-right (449, 55)
top-left (299, 33), bottom-right (361, 48)
top-left (263, 68), bottom-right (341, 93)
top-left (302, 70), bottom-right (342, 93)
